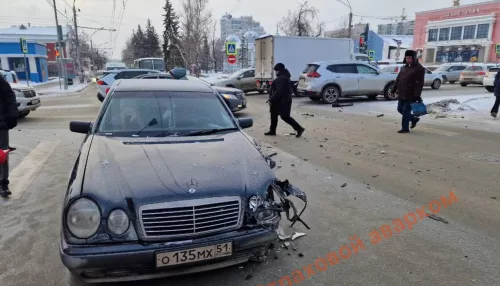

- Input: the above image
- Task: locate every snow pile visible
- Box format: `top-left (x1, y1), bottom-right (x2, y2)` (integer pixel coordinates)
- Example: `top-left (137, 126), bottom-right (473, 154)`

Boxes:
top-left (200, 73), bottom-right (229, 84)
top-left (425, 96), bottom-right (494, 117)
top-left (36, 82), bottom-right (90, 96)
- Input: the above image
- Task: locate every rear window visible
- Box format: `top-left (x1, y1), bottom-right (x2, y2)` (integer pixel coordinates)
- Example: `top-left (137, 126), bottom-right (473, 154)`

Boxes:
top-left (489, 68), bottom-right (500, 72)
top-left (302, 64), bottom-right (319, 73)
top-left (327, 64), bottom-right (357, 73)
top-left (464, 66), bottom-right (483, 71)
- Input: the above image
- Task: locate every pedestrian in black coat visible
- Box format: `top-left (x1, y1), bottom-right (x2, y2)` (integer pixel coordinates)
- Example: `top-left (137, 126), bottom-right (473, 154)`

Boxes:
top-left (490, 70), bottom-right (500, 118)
top-left (265, 63), bottom-right (305, 137)
top-left (0, 76), bottom-right (18, 197)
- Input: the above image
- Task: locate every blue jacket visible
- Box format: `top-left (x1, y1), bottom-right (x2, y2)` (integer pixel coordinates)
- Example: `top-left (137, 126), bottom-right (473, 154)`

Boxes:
top-left (494, 71), bottom-right (500, 96)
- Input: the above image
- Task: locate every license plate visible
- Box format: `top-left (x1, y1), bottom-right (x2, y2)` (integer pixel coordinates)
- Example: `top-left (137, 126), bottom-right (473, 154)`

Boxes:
top-left (31, 99), bottom-right (40, 104)
top-left (156, 242), bottom-right (232, 267)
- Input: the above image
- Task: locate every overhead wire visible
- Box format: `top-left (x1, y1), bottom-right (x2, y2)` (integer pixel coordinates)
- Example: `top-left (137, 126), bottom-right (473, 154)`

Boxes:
top-left (109, 0), bottom-right (117, 55)
top-left (111, 0), bottom-right (128, 57)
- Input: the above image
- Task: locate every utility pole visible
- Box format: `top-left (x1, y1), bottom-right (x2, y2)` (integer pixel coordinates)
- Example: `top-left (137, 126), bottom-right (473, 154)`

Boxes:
top-left (348, 11), bottom-right (353, 39)
top-left (72, 1), bottom-right (82, 74)
top-left (52, 0), bottom-right (68, 90)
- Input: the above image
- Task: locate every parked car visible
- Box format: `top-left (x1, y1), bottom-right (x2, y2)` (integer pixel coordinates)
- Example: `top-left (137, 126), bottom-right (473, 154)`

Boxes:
top-left (482, 67), bottom-right (500, 92)
top-left (133, 73), bottom-right (248, 112)
top-left (10, 83), bottom-right (41, 118)
top-left (96, 69), bottom-right (160, 101)
top-left (0, 69), bottom-right (20, 84)
top-left (425, 65), bottom-right (440, 72)
top-left (431, 64), bottom-right (467, 84)
top-left (459, 64), bottom-right (499, 87)
top-left (297, 60), bottom-right (398, 104)
top-left (380, 64), bottom-right (442, 90)
top-left (61, 79), bottom-right (305, 284)
top-left (213, 68), bottom-right (264, 93)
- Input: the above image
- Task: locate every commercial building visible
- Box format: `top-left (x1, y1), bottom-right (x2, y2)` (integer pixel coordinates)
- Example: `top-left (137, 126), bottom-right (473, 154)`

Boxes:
top-left (377, 21), bottom-right (415, 36)
top-left (220, 13), bottom-right (266, 40)
top-left (413, 0), bottom-right (500, 64)
top-left (0, 40), bottom-right (48, 82)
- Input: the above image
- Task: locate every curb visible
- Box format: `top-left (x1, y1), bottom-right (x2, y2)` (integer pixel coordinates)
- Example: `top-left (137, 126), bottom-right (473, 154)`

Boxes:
top-left (38, 83), bottom-right (92, 96)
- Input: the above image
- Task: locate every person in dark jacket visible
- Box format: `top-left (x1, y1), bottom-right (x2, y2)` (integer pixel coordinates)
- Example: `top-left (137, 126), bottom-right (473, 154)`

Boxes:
top-left (390, 50), bottom-right (425, 133)
top-left (0, 76), bottom-right (18, 197)
top-left (264, 63), bottom-right (305, 137)
top-left (490, 70), bottom-right (500, 118)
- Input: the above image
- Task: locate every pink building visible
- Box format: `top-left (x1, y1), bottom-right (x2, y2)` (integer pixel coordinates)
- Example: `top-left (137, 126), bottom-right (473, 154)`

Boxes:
top-left (413, 1), bottom-right (500, 64)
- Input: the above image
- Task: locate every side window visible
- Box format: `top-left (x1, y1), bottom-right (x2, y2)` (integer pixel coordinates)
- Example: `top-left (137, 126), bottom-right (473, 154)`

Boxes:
top-left (326, 64), bottom-right (357, 74)
top-left (249, 70), bottom-right (255, 77)
top-left (242, 70), bottom-right (253, 78)
top-left (356, 65), bottom-right (377, 74)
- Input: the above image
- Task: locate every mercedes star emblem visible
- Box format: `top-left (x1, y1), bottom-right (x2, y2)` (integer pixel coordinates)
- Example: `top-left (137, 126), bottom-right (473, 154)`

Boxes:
top-left (186, 178), bottom-right (197, 194)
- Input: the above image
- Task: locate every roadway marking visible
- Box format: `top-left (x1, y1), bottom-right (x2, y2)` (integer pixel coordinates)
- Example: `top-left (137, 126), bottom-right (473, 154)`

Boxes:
top-left (8, 140), bottom-right (59, 200)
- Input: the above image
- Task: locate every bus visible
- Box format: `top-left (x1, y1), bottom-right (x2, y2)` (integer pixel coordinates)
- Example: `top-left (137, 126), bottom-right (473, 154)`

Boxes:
top-left (133, 58), bottom-right (166, 71)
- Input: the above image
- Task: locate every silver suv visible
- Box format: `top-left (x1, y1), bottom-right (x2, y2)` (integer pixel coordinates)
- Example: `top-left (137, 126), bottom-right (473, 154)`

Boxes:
top-left (297, 60), bottom-right (398, 104)
top-left (432, 64), bottom-right (467, 84)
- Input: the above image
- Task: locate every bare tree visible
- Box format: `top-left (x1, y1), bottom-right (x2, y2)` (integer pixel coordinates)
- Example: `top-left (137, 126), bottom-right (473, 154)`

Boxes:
top-left (208, 21), bottom-right (224, 72)
top-left (179, 0), bottom-right (212, 73)
top-left (278, 1), bottom-right (325, 37)
top-left (325, 17), bottom-right (350, 38)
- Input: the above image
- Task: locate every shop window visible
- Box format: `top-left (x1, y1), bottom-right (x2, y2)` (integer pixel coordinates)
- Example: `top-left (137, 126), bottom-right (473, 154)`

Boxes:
top-left (450, 26), bottom-right (462, 40)
top-left (428, 29), bottom-right (438, 42)
top-left (476, 24), bottom-right (489, 39)
top-left (438, 28), bottom-right (450, 41)
top-left (407, 29), bottom-right (413, 35)
top-left (463, 25), bottom-right (476, 39)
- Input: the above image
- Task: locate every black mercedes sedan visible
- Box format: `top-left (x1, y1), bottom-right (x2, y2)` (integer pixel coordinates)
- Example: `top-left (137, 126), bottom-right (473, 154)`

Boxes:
top-left (133, 73), bottom-right (247, 113)
top-left (60, 79), bottom-right (280, 284)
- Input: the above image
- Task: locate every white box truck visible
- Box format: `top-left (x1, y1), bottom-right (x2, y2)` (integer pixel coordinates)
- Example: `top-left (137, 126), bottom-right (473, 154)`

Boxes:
top-left (254, 35), bottom-right (370, 95)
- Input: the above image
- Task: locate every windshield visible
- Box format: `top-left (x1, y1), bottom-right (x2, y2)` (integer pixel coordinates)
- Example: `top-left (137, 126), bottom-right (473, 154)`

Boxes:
top-left (228, 70), bottom-right (243, 79)
top-left (96, 91), bottom-right (236, 137)
top-left (138, 60), bottom-right (154, 70)
top-left (435, 66), bottom-right (451, 72)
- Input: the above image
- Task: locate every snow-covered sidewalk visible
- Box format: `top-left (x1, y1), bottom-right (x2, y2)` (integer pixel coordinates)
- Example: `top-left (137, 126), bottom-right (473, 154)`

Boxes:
top-left (19, 77), bottom-right (59, 87)
top-left (36, 82), bottom-right (91, 96)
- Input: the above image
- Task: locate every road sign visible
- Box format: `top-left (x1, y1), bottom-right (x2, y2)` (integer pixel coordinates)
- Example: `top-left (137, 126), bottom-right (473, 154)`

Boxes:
top-left (20, 38), bottom-right (28, 54)
top-left (226, 42), bottom-right (237, 55)
top-left (228, 55), bottom-right (236, 64)
top-left (368, 50), bottom-right (375, 60)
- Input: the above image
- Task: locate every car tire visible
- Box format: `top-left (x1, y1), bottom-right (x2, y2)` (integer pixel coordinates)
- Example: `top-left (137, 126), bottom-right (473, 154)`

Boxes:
top-left (460, 83), bottom-right (468, 87)
top-left (449, 81), bottom-right (456, 84)
top-left (431, 79), bottom-right (441, 90)
top-left (383, 82), bottom-right (398, 100)
top-left (309, 97), bottom-right (321, 101)
top-left (18, 111), bottom-right (30, 118)
top-left (485, 86), bottom-right (494, 92)
top-left (258, 89), bottom-right (265, 94)
top-left (97, 93), bottom-right (104, 102)
top-left (321, 85), bottom-right (340, 104)
top-left (367, 94), bottom-right (378, 100)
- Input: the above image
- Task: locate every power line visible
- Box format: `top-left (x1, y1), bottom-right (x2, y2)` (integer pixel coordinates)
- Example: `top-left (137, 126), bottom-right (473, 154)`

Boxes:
top-left (46, 0), bottom-right (69, 21)
top-left (112, 0), bottom-right (128, 57)
top-left (109, 0), bottom-right (116, 53)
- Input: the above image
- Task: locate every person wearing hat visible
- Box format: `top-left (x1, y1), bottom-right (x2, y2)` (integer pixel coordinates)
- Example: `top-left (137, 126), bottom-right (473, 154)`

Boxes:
top-left (389, 50), bottom-right (425, 133)
top-left (265, 63), bottom-right (305, 137)
top-left (169, 67), bottom-right (188, 80)
top-left (0, 75), bottom-right (18, 197)
top-left (490, 69), bottom-right (500, 118)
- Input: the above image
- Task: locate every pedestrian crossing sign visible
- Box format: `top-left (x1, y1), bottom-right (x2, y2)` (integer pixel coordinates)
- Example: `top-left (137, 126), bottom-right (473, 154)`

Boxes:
top-left (226, 42), bottom-right (237, 55)
top-left (20, 38), bottom-right (28, 54)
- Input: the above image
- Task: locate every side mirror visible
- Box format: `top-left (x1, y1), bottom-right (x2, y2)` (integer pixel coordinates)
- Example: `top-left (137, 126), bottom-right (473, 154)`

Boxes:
top-left (70, 121), bottom-right (91, 134)
top-left (376, 70), bottom-right (381, 74)
top-left (238, 117), bottom-right (253, 129)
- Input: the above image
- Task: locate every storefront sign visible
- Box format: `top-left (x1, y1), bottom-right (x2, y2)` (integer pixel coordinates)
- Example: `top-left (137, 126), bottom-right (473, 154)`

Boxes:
top-left (428, 7), bottom-right (498, 21)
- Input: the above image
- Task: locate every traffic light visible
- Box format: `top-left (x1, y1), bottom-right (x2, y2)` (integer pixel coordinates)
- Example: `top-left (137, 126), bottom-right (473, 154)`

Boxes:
top-left (55, 50), bottom-right (60, 57)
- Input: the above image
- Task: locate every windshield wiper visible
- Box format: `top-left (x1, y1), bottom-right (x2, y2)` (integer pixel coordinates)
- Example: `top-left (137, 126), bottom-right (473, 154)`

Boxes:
top-left (133, 118), bottom-right (158, 137)
top-left (182, 128), bottom-right (238, 136)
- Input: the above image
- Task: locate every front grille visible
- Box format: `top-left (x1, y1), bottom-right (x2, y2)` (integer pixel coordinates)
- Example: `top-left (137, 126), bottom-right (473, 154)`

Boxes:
top-left (139, 196), bottom-right (242, 239)
top-left (23, 90), bottom-right (36, 98)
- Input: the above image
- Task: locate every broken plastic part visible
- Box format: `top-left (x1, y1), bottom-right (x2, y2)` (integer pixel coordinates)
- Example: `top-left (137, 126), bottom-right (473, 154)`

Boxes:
top-left (276, 226), bottom-right (292, 241)
top-left (291, 232), bottom-right (306, 241)
top-left (272, 180), bottom-right (310, 230)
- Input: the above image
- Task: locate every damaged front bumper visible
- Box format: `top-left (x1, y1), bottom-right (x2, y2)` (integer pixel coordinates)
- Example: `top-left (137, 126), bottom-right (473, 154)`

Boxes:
top-left (60, 228), bottom-right (277, 283)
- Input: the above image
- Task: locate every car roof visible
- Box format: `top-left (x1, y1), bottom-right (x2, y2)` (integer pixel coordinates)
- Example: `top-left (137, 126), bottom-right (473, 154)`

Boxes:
top-left (117, 69), bottom-right (159, 72)
top-left (310, 60), bottom-right (368, 65)
top-left (114, 79), bottom-right (214, 92)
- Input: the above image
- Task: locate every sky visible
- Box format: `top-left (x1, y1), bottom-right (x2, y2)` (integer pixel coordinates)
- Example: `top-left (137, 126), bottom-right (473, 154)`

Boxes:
top-left (0, 0), bottom-right (484, 60)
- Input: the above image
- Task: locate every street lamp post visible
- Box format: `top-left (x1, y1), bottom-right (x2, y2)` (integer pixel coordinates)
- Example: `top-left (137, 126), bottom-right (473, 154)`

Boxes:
top-left (337, 0), bottom-right (353, 39)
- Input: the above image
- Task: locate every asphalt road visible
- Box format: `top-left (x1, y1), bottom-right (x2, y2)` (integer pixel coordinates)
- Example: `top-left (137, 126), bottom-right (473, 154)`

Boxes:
top-left (0, 84), bottom-right (499, 286)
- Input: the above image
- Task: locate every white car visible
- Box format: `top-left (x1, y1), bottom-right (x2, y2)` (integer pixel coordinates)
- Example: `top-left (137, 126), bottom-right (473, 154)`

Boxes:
top-left (380, 64), bottom-right (442, 89)
top-left (10, 83), bottom-right (41, 118)
top-left (482, 67), bottom-right (500, 92)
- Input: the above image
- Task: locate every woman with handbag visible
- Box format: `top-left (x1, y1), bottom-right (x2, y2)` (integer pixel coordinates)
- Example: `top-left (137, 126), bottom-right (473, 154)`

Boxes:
top-left (389, 50), bottom-right (426, 133)
top-left (491, 70), bottom-right (500, 118)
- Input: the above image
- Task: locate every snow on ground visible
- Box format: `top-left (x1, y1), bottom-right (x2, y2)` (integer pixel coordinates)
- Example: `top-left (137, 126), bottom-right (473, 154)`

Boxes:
top-left (19, 78), bottom-right (59, 87)
top-left (426, 95), bottom-right (494, 117)
top-left (36, 82), bottom-right (90, 96)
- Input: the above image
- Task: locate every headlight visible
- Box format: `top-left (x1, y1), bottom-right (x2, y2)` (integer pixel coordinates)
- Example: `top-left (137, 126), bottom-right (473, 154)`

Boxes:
top-left (221, 93), bottom-right (238, 99)
top-left (12, 89), bottom-right (24, 98)
top-left (66, 198), bottom-right (101, 239)
top-left (107, 209), bottom-right (130, 235)
top-left (249, 195), bottom-right (263, 212)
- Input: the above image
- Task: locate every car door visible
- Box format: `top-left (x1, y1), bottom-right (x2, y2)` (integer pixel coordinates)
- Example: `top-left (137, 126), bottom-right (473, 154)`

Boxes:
top-left (356, 64), bottom-right (383, 94)
top-left (449, 66), bottom-right (465, 81)
top-left (424, 69), bottom-right (433, 85)
top-left (237, 70), bottom-right (253, 91)
top-left (326, 64), bottom-right (359, 95)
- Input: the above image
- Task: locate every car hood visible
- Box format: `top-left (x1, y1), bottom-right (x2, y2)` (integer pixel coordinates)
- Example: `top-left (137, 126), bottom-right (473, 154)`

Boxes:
top-left (9, 83), bottom-right (33, 90)
top-left (82, 131), bottom-right (275, 206)
top-left (213, 86), bottom-right (242, 94)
